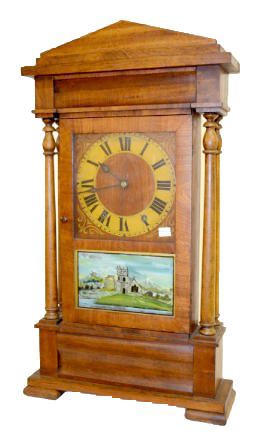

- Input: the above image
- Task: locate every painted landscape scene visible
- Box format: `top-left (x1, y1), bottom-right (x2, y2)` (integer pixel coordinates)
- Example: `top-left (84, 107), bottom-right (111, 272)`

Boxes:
top-left (77, 251), bottom-right (174, 315)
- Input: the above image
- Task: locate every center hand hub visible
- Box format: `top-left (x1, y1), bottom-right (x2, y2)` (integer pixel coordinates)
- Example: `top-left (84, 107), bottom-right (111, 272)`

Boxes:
top-left (120, 180), bottom-right (128, 189)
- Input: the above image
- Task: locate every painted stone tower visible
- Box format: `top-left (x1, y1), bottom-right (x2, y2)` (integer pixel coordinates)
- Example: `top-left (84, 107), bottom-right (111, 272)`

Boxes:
top-left (116, 266), bottom-right (142, 294)
top-left (116, 266), bottom-right (130, 294)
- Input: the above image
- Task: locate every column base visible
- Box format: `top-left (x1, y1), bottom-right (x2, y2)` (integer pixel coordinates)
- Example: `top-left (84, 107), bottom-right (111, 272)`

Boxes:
top-left (185, 389), bottom-right (235, 425)
top-left (185, 382), bottom-right (235, 425)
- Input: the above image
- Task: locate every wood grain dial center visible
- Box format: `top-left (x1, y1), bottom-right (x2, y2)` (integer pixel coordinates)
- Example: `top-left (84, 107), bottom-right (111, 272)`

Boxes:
top-left (96, 153), bottom-right (155, 216)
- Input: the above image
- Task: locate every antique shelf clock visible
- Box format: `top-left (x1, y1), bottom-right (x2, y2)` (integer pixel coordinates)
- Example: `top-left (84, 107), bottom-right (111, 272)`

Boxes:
top-left (21, 21), bottom-right (239, 425)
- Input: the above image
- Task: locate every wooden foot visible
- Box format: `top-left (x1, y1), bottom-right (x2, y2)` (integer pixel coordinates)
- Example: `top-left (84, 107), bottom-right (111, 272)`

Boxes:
top-left (23, 385), bottom-right (64, 400)
top-left (185, 386), bottom-right (236, 425)
top-left (185, 408), bottom-right (227, 425)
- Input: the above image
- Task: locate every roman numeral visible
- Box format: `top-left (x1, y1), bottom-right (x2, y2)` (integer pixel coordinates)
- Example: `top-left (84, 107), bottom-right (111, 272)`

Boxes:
top-left (141, 214), bottom-right (149, 227)
top-left (119, 136), bottom-right (131, 151)
top-left (157, 180), bottom-right (171, 191)
top-left (140, 142), bottom-right (149, 156)
top-left (90, 204), bottom-right (98, 213)
top-left (152, 159), bottom-right (166, 170)
top-left (150, 197), bottom-right (167, 215)
top-left (119, 217), bottom-right (129, 232)
top-left (100, 141), bottom-right (112, 156)
top-left (98, 210), bottom-right (111, 226)
top-left (87, 159), bottom-right (99, 167)
top-left (84, 193), bottom-right (98, 210)
top-left (80, 179), bottom-right (94, 191)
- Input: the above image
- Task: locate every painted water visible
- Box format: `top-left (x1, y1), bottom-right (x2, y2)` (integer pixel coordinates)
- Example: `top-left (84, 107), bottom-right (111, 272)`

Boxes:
top-left (78, 289), bottom-right (172, 315)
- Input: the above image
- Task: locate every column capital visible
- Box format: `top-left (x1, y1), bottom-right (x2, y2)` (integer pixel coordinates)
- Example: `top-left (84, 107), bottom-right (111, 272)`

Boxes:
top-left (215, 115), bottom-right (223, 152)
top-left (42, 118), bottom-right (56, 156)
top-left (54, 118), bottom-right (60, 153)
top-left (203, 113), bottom-right (221, 155)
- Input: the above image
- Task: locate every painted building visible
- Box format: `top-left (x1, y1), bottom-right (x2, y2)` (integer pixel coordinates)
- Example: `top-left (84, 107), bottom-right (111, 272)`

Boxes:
top-left (82, 279), bottom-right (103, 290)
top-left (103, 275), bottom-right (116, 290)
top-left (116, 266), bottom-right (143, 294)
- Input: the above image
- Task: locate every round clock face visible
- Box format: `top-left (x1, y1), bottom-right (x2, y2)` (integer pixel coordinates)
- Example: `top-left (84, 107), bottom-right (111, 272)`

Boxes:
top-left (76, 133), bottom-right (176, 237)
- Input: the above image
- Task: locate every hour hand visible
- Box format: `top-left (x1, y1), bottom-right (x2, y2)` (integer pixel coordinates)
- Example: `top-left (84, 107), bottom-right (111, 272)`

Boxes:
top-left (99, 162), bottom-right (110, 173)
top-left (99, 162), bottom-right (123, 182)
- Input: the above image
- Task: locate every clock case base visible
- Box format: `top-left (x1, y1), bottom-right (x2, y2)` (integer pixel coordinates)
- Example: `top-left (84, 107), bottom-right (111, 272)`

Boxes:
top-left (24, 375), bottom-right (234, 426)
top-left (23, 320), bottom-right (235, 425)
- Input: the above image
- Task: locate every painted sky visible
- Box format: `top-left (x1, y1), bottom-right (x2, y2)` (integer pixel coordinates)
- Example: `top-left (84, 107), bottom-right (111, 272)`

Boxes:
top-left (78, 251), bottom-right (173, 289)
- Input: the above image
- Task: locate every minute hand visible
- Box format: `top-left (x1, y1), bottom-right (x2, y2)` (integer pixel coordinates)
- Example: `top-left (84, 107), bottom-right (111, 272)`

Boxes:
top-left (99, 162), bottom-right (123, 182)
top-left (91, 183), bottom-right (122, 192)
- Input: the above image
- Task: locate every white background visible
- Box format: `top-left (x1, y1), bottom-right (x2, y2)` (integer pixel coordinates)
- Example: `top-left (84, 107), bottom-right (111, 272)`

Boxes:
top-left (1, 0), bottom-right (257, 437)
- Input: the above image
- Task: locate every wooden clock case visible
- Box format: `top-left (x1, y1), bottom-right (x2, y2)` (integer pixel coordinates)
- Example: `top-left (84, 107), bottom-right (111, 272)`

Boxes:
top-left (21, 21), bottom-right (239, 425)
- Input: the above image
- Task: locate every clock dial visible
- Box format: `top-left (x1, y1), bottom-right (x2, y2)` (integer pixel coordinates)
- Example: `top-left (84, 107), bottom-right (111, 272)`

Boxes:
top-left (76, 133), bottom-right (176, 237)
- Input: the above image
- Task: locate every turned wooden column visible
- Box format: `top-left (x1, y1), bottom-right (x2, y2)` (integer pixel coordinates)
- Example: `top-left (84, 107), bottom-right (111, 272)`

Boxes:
top-left (199, 113), bottom-right (220, 336)
top-left (54, 118), bottom-right (62, 319)
top-left (43, 118), bottom-right (59, 320)
top-left (215, 116), bottom-right (223, 324)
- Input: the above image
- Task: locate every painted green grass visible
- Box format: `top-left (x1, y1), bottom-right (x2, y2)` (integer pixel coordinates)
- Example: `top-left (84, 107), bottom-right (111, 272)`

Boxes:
top-left (96, 294), bottom-right (172, 312)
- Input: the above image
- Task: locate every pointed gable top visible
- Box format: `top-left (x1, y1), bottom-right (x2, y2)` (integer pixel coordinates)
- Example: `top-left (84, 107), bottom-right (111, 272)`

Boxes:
top-left (21, 21), bottom-right (239, 76)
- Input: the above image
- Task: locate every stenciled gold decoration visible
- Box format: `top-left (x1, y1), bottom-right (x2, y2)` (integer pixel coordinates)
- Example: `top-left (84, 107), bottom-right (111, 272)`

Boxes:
top-left (77, 204), bottom-right (105, 236)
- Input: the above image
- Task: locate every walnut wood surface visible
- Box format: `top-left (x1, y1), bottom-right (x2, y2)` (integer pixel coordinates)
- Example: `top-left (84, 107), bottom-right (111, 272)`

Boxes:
top-left (24, 385), bottom-right (63, 400)
top-left (96, 153), bottom-right (154, 216)
top-left (57, 332), bottom-right (193, 393)
top-left (33, 66), bottom-right (231, 118)
top-left (42, 119), bottom-right (59, 320)
top-left (190, 113), bottom-right (202, 328)
top-left (58, 115), bottom-right (195, 333)
top-left (24, 368), bottom-right (235, 425)
top-left (215, 117), bottom-right (223, 324)
top-left (34, 104), bottom-right (191, 120)
top-left (21, 21), bottom-right (239, 424)
top-left (21, 21), bottom-right (239, 76)
top-left (31, 320), bottom-right (228, 403)
top-left (199, 114), bottom-right (221, 335)
top-left (191, 325), bottom-right (224, 397)
top-left (55, 70), bottom-right (196, 108)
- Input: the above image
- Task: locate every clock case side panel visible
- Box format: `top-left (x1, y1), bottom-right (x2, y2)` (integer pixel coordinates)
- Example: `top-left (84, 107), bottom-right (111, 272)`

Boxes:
top-left (190, 113), bottom-right (202, 330)
top-left (58, 115), bottom-right (196, 334)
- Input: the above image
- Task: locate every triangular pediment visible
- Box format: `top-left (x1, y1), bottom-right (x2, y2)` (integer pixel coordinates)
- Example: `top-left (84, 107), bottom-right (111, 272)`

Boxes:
top-left (40, 21), bottom-right (217, 57)
top-left (21, 21), bottom-right (239, 76)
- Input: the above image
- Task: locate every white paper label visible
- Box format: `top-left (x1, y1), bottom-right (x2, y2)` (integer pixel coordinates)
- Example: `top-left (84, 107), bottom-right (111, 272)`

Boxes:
top-left (158, 227), bottom-right (171, 237)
